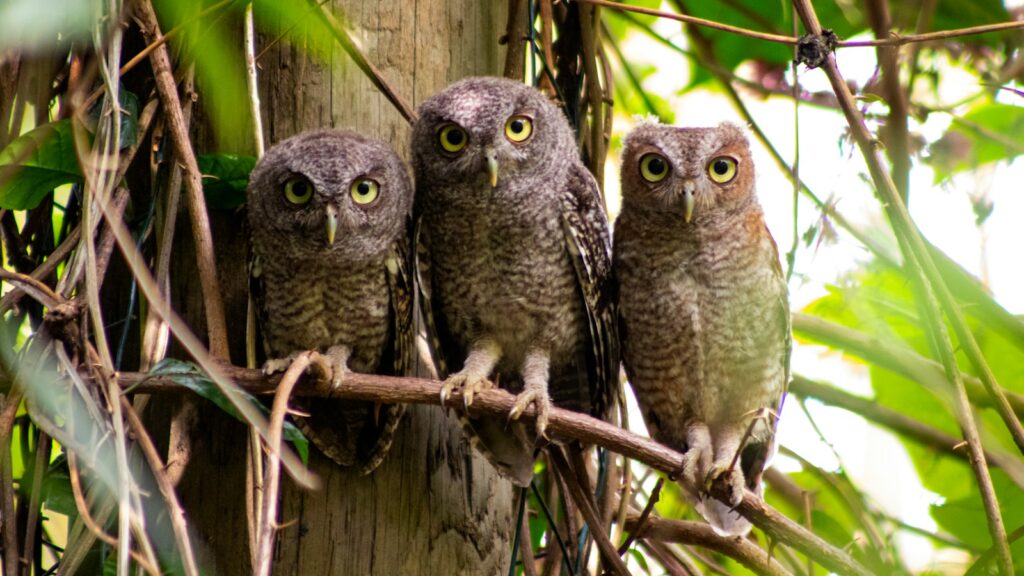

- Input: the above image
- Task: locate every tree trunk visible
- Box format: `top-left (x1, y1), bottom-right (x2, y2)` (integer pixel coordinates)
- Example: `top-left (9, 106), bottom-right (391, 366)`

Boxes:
top-left (157, 2), bottom-right (515, 574)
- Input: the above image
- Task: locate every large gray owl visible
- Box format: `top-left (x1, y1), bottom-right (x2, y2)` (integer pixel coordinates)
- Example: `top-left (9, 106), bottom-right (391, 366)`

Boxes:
top-left (411, 77), bottom-right (618, 486)
top-left (247, 129), bottom-right (414, 474)
top-left (614, 121), bottom-right (789, 536)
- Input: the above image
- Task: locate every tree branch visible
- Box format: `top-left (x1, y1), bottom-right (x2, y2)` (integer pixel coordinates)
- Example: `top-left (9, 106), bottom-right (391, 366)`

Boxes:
top-left (624, 515), bottom-right (792, 576)
top-left (115, 365), bottom-right (873, 576)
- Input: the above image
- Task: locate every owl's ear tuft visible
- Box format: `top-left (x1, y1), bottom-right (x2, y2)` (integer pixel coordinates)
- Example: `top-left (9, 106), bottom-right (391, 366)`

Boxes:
top-left (632, 114), bottom-right (662, 127)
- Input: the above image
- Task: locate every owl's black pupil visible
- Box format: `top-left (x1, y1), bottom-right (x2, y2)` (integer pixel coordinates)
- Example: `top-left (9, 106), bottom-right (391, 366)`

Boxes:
top-left (357, 182), bottom-right (371, 195)
top-left (510, 119), bottom-right (524, 133)
top-left (446, 129), bottom-right (464, 145)
top-left (647, 157), bottom-right (665, 175)
top-left (713, 160), bottom-right (729, 175)
top-left (291, 181), bottom-right (308, 197)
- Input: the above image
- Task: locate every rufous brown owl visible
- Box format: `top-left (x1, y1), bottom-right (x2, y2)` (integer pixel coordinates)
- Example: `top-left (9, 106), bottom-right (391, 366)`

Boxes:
top-left (247, 129), bottom-right (414, 474)
top-left (614, 121), bottom-right (790, 536)
top-left (411, 77), bottom-right (618, 486)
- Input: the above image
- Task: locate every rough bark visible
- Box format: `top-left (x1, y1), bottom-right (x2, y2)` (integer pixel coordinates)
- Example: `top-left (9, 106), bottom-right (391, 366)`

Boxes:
top-left (157, 2), bottom-right (514, 575)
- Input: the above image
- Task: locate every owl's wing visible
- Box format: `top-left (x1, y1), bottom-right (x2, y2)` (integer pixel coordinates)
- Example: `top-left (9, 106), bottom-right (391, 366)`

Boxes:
top-left (247, 249), bottom-right (270, 365)
top-left (413, 215), bottom-right (459, 379)
top-left (384, 225), bottom-right (415, 378)
top-left (740, 226), bottom-right (791, 493)
top-left (559, 163), bottom-right (620, 419)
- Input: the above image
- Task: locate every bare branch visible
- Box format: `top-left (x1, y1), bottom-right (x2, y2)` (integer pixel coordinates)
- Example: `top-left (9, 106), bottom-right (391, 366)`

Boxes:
top-left (116, 365), bottom-right (873, 576)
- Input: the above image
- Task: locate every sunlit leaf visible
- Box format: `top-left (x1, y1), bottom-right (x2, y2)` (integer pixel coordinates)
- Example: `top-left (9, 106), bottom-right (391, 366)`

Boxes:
top-left (0, 120), bottom-right (81, 210)
top-left (928, 102), bottom-right (1024, 181)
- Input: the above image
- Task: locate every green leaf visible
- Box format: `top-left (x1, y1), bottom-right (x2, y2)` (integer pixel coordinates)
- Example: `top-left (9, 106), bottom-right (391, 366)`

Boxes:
top-left (0, 120), bottom-right (82, 210)
top-left (148, 359), bottom-right (309, 464)
top-left (928, 102), bottom-right (1024, 181)
top-left (42, 456), bottom-right (76, 517)
top-left (197, 154), bottom-right (256, 209)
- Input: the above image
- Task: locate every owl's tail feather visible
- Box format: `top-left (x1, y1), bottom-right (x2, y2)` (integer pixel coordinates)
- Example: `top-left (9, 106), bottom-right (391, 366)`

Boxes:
top-left (295, 399), bottom-right (406, 475)
top-left (461, 415), bottom-right (535, 487)
top-left (696, 497), bottom-right (753, 537)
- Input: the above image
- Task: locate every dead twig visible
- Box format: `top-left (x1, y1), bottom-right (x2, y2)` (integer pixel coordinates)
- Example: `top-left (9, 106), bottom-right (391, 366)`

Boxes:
top-left (255, 351), bottom-right (315, 576)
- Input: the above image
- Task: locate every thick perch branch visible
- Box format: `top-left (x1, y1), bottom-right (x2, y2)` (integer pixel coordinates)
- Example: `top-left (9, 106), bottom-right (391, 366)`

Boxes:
top-left (118, 366), bottom-right (872, 576)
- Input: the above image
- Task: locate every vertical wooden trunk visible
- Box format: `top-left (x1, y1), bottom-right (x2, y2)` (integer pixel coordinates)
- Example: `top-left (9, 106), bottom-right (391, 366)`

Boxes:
top-left (163, 2), bottom-right (516, 575)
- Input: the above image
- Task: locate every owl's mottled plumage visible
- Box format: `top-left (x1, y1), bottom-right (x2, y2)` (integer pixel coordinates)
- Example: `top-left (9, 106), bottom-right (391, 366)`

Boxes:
top-left (248, 129), bottom-right (414, 474)
top-left (614, 122), bottom-right (789, 536)
top-left (412, 77), bottom-right (618, 486)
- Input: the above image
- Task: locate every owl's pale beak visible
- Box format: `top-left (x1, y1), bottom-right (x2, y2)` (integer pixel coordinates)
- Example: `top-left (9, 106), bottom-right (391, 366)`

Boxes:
top-left (683, 182), bottom-right (696, 223)
top-left (485, 147), bottom-right (499, 188)
top-left (326, 204), bottom-right (338, 245)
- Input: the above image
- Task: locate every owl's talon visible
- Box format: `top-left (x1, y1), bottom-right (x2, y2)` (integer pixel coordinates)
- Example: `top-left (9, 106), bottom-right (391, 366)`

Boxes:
top-left (509, 389), bottom-right (552, 439)
top-left (440, 371), bottom-right (494, 411)
top-left (262, 351), bottom-right (306, 375)
top-left (323, 345), bottom-right (352, 393)
top-left (705, 462), bottom-right (744, 507)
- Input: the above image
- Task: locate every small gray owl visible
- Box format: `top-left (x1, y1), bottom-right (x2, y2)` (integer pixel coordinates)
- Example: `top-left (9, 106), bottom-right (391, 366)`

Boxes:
top-left (411, 77), bottom-right (618, 486)
top-left (614, 121), bottom-right (790, 536)
top-left (247, 129), bottom-right (414, 474)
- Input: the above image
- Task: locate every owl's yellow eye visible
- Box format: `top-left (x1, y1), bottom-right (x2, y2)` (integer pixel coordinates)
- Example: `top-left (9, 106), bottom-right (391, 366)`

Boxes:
top-left (639, 153), bottom-right (669, 183)
top-left (351, 178), bottom-right (379, 205)
top-left (707, 156), bottom-right (738, 183)
top-left (504, 115), bottom-right (533, 143)
top-left (439, 124), bottom-right (468, 153)
top-left (284, 177), bottom-right (314, 204)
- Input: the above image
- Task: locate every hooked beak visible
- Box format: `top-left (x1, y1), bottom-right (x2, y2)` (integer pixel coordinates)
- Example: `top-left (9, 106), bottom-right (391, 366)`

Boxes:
top-left (326, 204), bottom-right (338, 245)
top-left (683, 181), bottom-right (696, 224)
top-left (485, 147), bottom-right (499, 188)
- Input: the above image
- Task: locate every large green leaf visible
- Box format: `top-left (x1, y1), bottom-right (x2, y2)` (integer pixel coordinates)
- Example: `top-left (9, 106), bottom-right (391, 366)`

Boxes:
top-left (0, 120), bottom-right (81, 210)
top-left (148, 358), bottom-right (309, 464)
top-left (198, 153), bottom-right (256, 209)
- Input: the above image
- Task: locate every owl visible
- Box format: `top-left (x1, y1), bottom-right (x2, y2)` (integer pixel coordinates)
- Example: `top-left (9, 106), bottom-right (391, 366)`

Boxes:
top-left (247, 129), bottom-right (414, 474)
top-left (411, 77), bottom-right (618, 486)
top-left (614, 121), bottom-right (790, 536)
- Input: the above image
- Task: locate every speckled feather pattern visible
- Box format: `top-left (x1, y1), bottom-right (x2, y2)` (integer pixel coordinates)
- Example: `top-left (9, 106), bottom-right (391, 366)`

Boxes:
top-left (248, 129), bottom-right (414, 474)
top-left (412, 77), bottom-right (617, 483)
top-left (615, 122), bottom-right (789, 534)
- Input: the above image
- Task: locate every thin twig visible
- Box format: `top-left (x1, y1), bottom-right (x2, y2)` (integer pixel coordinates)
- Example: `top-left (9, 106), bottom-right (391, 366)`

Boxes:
top-left (626, 515), bottom-right (792, 576)
top-left (790, 2), bottom-right (1015, 573)
top-left (90, 185), bottom-right (316, 490)
top-left (618, 478), bottom-right (662, 555)
top-left (244, 2), bottom-right (265, 158)
top-left (549, 446), bottom-right (630, 576)
top-left (255, 352), bottom-right (314, 576)
top-left (136, 0), bottom-right (231, 360)
top-left (121, 397), bottom-right (200, 576)
top-left (0, 388), bottom-right (24, 576)
top-left (791, 376), bottom-right (1024, 485)
top-left (20, 429), bottom-right (50, 575)
top-left (577, 0), bottom-right (1024, 47)
top-left (66, 451), bottom-right (160, 576)
top-left (793, 313), bottom-right (1024, 416)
